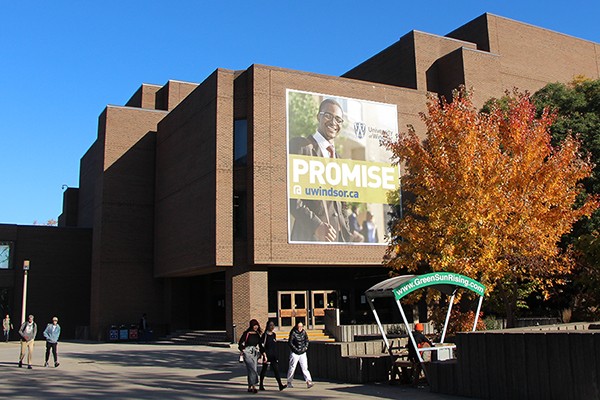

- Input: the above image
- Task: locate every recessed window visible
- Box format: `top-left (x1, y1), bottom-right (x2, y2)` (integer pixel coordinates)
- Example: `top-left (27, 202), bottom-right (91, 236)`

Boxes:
top-left (0, 242), bottom-right (13, 269)
top-left (234, 119), bottom-right (247, 166)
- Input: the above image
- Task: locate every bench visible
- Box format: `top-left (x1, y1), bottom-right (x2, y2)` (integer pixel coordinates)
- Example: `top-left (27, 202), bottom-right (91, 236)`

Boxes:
top-left (390, 356), bottom-right (426, 384)
top-left (388, 340), bottom-right (434, 384)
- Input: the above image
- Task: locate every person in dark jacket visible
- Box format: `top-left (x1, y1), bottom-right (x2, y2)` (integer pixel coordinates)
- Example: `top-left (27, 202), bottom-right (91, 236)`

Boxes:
top-left (286, 321), bottom-right (313, 388)
top-left (138, 313), bottom-right (150, 341)
top-left (407, 323), bottom-right (433, 362)
top-left (259, 320), bottom-right (286, 391)
top-left (406, 323), bottom-right (433, 384)
top-left (238, 319), bottom-right (264, 394)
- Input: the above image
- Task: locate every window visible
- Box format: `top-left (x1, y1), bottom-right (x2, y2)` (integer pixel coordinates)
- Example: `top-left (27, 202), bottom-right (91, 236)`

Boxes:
top-left (234, 119), bottom-right (247, 166)
top-left (0, 242), bottom-right (13, 269)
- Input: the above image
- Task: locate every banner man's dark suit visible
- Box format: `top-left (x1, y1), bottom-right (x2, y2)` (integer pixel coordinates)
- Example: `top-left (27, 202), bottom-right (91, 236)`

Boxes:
top-left (289, 135), bottom-right (351, 242)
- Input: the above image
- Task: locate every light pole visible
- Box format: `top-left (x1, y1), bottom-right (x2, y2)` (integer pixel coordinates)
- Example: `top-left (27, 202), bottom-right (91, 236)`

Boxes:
top-left (21, 260), bottom-right (30, 325)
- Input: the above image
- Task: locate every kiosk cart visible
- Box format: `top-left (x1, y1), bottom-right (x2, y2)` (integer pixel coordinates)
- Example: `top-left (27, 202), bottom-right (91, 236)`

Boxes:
top-left (365, 272), bottom-right (486, 383)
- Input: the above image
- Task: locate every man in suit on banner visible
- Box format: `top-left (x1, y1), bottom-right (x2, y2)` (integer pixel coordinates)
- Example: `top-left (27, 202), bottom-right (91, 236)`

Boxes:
top-left (289, 98), bottom-right (352, 243)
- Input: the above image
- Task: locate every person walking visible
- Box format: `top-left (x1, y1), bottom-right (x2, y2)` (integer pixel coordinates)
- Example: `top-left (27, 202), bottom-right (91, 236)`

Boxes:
top-left (18, 314), bottom-right (37, 369)
top-left (43, 316), bottom-right (61, 367)
top-left (238, 319), bottom-right (264, 394)
top-left (259, 320), bottom-right (286, 391)
top-left (138, 313), bottom-right (151, 341)
top-left (286, 321), bottom-right (313, 388)
top-left (3, 314), bottom-right (12, 342)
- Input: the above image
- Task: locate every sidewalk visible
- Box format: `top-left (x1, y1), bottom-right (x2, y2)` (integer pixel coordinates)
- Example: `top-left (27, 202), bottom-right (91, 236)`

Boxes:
top-left (0, 341), bottom-right (469, 399)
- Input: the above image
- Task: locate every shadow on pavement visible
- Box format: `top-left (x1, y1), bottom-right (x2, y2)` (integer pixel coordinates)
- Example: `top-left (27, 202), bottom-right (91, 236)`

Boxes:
top-left (0, 342), bottom-right (468, 399)
top-left (65, 348), bottom-right (234, 370)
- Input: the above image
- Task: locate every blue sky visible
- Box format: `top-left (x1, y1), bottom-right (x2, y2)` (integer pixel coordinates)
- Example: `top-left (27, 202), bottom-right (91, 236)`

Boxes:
top-left (1, 1), bottom-right (599, 225)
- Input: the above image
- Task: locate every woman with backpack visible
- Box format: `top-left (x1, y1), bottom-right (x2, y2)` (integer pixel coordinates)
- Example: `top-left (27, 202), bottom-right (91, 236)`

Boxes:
top-left (259, 320), bottom-right (286, 391)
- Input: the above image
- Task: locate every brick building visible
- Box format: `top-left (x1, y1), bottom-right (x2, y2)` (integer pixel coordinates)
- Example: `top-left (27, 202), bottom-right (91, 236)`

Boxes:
top-left (1, 13), bottom-right (598, 340)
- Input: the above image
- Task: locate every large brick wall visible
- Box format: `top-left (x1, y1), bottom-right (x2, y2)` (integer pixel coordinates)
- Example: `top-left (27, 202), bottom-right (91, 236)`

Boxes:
top-left (413, 31), bottom-right (477, 93)
top-left (89, 105), bottom-right (166, 340)
top-left (154, 70), bottom-right (233, 277)
top-left (0, 224), bottom-right (92, 339)
top-left (155, 80), bottom-right (198, 111)
top-left (349, 13), bottom-right (600, 109)
top-left (228, 268), bottom-right (268, 340)
top-left (86, 80), bottom-right (205, 339)
top-left (77, 140), bottom-right (102, 229)
top-left (125, 83), bottom-right (162, 109)
top-left (489, 14), bottom-right (600, 92)
top-left (343, 33), bottom-right (418, 89)
top-left (248, 65), bottom-right (426, 266)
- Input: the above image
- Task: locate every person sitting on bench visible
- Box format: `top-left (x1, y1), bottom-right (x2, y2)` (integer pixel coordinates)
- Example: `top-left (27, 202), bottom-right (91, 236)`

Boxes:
top-left (407, 323), bottom-right (433, 362)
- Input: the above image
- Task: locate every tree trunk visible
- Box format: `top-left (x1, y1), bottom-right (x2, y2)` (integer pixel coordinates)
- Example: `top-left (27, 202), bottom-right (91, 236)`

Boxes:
top-left (504, 289), bottom-right (518, 328)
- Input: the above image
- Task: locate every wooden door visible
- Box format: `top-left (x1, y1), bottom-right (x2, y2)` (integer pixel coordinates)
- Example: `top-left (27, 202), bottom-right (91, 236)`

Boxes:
top-left (277, 291), bottom-right (307, 328)
top-left (310, 290), bottom-right (336, 328)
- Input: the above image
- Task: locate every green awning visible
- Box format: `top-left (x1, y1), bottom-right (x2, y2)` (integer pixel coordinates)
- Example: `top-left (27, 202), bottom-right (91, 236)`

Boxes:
top-left (365, 272), bottom-right (485, 300)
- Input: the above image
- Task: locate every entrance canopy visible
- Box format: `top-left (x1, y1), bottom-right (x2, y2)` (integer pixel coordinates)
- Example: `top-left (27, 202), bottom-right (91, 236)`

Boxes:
top-left (365, 272), bottom-right (486, 300)
top-left (365, 272), bottom-right (486, 367)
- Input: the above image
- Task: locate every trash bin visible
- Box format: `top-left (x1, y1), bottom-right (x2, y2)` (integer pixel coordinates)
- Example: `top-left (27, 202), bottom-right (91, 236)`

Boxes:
top-left (119, 325), bottom-right (129, 341)
top-left (108, 325), bottom-right (119, 341)
top-left (129, 325), bottom-right (139, 340)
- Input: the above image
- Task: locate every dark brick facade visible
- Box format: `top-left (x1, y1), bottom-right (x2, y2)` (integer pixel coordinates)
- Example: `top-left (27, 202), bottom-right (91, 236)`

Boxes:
top-left (0, 224), bottom-right (91, 339)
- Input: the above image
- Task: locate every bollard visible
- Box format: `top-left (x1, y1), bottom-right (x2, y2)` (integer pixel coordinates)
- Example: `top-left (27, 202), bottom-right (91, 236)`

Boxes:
top-left (232, 324), bottom-right (237, 344)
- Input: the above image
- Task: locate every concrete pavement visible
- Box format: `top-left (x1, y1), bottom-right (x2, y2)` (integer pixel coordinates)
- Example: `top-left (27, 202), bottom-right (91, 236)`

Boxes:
top-left (0, 341), bottom-right (469, 399)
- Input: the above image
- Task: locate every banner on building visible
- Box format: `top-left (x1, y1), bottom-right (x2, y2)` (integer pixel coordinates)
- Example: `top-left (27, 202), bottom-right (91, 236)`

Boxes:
top-left (286, 89), bottom-right (399, 245)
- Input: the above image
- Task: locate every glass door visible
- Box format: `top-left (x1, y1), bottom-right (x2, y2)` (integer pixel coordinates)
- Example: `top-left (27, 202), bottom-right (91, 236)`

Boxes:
top-left (277, 291), bottom-right (307, 328)
top-left (310, 290), bottom-right (336, 328)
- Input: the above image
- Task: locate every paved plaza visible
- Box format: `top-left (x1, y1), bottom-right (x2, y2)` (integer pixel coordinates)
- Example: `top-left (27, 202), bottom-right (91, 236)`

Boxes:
top-left (0, 341), bottom-right (469, 399)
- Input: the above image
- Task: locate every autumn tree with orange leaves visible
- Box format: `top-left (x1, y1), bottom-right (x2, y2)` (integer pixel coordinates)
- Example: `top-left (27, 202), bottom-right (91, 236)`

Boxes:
top-left (384, 89), bottom-right (598, 326)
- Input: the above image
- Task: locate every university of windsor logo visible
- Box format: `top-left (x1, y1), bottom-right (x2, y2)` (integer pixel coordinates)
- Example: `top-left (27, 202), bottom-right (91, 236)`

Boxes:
top-left (354, 121), bottom-right (366, 139)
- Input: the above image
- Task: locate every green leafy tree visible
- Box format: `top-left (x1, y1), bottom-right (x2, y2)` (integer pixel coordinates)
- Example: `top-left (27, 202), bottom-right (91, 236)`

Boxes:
top-left (288, 91), bottom-right (318, 139)
top-left (530, 77), bottom-right (600, 320)
top-left (570, 232), bottom-right (600, 319)
top-left (384, 89), bottom-right (598, 327)
top-left (532, 77), bottom-right (600, 236)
